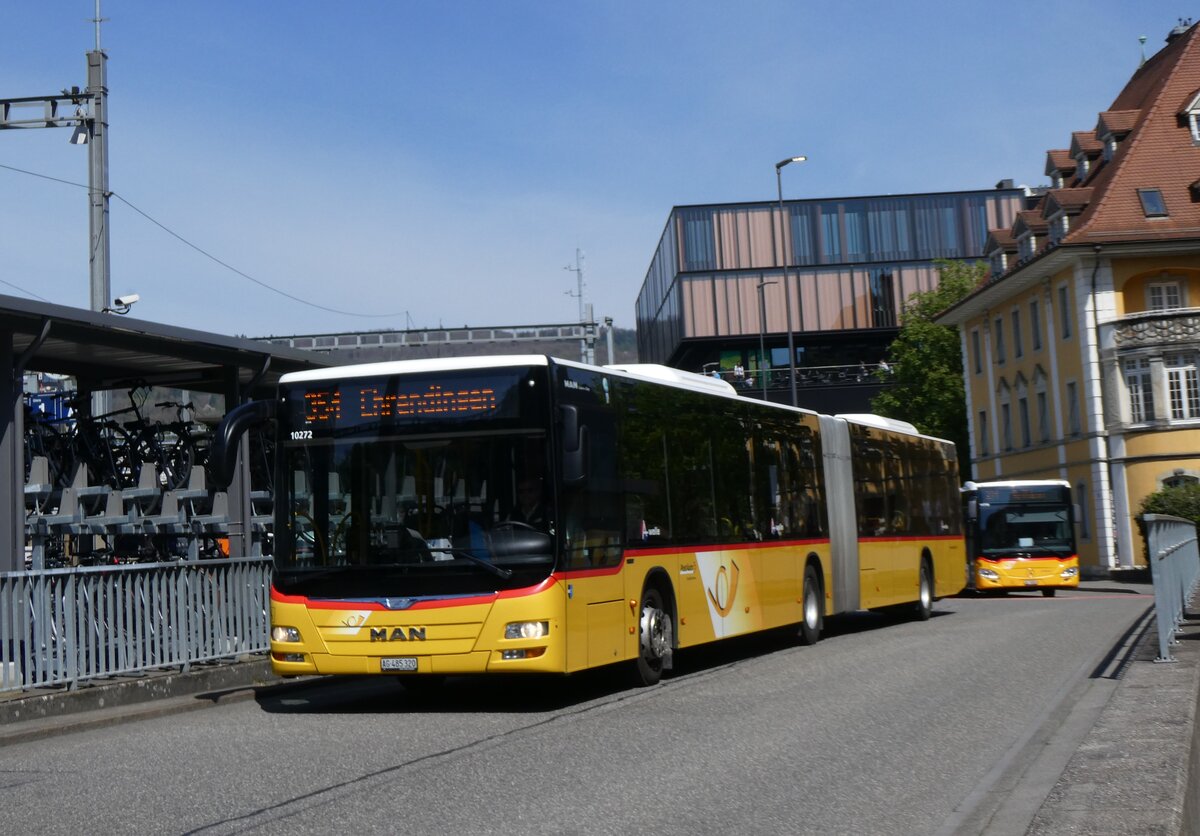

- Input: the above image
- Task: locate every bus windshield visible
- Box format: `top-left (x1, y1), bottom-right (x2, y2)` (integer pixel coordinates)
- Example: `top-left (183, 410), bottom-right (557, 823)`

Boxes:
top-left (274, 366), bottom-right (555, 598)
top-left (978, 505), bottom-right (1073, 556)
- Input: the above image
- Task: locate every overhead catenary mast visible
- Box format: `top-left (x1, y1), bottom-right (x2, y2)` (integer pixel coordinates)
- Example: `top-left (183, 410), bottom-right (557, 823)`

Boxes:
top-left (563, 248), bottom-right (594, 363)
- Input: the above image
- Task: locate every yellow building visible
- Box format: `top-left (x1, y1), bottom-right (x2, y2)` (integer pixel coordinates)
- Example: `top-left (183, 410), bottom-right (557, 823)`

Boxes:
top-left (937, 21), bottom-right (1200, 576)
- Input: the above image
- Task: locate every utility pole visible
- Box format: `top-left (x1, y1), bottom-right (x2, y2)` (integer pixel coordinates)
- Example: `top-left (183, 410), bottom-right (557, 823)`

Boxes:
top-left (0, 0), bottom-right (111, 314)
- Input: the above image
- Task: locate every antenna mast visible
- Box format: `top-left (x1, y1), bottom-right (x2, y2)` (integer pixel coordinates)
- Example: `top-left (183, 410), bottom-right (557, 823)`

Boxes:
top-left (563, 248), bottom-right (586, 323)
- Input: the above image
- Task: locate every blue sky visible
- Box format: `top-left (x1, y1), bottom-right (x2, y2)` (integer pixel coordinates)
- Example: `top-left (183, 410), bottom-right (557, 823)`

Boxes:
top-left (0, 2), bottom-right (1179, 336)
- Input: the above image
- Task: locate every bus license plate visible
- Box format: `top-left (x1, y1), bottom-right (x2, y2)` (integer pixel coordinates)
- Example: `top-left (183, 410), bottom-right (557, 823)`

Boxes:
top-left (381, 657), bottom-right (418, 672)
top-left (1024, 580), bottom-right (1038, 587)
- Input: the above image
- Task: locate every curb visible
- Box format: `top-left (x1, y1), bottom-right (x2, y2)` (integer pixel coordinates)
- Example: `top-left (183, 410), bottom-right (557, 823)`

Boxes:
top-left (0, 656), bottom-right (313, 747)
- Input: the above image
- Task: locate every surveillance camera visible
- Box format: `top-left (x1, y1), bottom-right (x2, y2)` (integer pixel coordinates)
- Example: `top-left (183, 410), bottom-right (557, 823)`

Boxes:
top-left (113, 294), bottom-right (140, 307)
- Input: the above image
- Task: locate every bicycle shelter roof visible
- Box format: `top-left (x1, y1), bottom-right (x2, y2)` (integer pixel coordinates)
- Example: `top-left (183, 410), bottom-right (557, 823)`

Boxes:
top-left (0, 293), bottom-right (333, 395)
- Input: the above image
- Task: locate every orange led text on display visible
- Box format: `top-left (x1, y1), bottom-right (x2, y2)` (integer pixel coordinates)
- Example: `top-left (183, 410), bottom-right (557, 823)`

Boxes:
top-left (303, 386), bottom-right (498, 425)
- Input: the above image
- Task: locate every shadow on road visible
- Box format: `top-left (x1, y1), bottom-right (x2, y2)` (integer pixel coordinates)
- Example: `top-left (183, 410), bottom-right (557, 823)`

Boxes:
top-left (253, 608), bottom-right (949, 717)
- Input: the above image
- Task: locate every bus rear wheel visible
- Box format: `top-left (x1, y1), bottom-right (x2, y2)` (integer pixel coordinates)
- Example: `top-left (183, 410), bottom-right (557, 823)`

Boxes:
top-left (799, 564), bottom-right (823, 645)
top-left (634, 587), bottom-right (673, 687)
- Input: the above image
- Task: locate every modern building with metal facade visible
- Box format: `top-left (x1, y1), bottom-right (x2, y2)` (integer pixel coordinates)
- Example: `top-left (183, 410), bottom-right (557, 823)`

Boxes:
top-left (636, 187), bottom-right (1027, 411)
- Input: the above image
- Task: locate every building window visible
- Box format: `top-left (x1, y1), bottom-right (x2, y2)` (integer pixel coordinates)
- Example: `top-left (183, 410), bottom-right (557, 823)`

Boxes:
top-left (1011, 309), bottom-right (1023, 359)
top-left (1124, 357), bottom-right (1155, 424)
top-left (1058, 285), bottom-right (1072, 339)
top-left (994, 317), bottom-right (1006, 364)
top-left (1001, 403), bottom-right (1013, 451)
top-left (869, 269), bottom-right (896, 328)
top-left (1018, 232), bottom-right (1035, 261)
top-left (1076, 154), bottom-right (1090, 181)
top-left (1167, 353), bottom-right (1200, 420)
top-left (1066, 381), bottom-right (1081, 435)
top-left (1148, 280), bottom-right (1184, 311)
top-left (1163, 471), bottom-right (1200, 489)
top-left (1018, 395), bottom-right (1031, 448)
top-left (978, 409), bottom-right (989, 456)
top-left (1138, 189), bottom-right (1169, 218)
top-left (1188, 108), bottom-right (1200, 144)
top-left (1077, 482), bottom-right (1090, 540)
top-left (1030, 299), bottom-right (1042, 351)
top-left (971, 329), bottom-right (983, 375)
top-left (1037, 390), bottom-right (1049, 441)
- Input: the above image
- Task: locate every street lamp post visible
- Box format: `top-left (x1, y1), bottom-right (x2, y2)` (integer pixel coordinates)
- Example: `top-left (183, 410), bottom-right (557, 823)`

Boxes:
top-left (757, 279), bottom-right (777, 401)
top-left (775, 155), bottom-right (807, 407)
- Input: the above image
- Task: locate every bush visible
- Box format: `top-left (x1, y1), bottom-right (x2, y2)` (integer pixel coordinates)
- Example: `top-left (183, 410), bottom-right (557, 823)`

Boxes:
top-left (1139, 483), bottom-right (1200, 525)
top-left (1137, 484), bottom-right (1200, 572)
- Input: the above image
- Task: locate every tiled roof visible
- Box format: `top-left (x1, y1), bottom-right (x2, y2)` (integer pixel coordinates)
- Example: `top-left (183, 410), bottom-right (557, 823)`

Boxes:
top-left (1013, 208), bottom-right (1050, 236)
top-left (1096, 110), bottom-right (1139, 137)
top-left (1044, 149), bottom-right (1077, 176)
top-left (1044, 188), bottom-right (1094, 215)
top-left (1069, 131), bottom-right (1105, 157)
top-left (1067, 22), bottom-right (1200, 244)
top-left (984, 228), bottom-right (1017, 252)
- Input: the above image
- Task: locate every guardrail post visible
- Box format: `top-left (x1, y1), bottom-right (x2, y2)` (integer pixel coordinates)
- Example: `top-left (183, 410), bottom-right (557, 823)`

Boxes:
top-left (1144, 514), bottom-right (1200, 663)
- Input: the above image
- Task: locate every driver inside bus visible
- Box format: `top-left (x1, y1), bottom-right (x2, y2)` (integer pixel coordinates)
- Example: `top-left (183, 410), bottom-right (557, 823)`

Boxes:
top-left (505, 477), bottom-right (547, 530)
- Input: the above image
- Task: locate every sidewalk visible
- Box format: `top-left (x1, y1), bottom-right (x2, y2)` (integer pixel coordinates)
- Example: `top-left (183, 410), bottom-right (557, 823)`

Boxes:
top-left (1025, 588), bottom-right (1200, 835)
top-left (0, 656), bottom-right (298, 747)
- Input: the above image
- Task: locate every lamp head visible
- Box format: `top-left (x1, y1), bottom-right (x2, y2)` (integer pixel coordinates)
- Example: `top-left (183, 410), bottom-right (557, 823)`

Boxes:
top-left (776, 155), bottom-right (807, 170)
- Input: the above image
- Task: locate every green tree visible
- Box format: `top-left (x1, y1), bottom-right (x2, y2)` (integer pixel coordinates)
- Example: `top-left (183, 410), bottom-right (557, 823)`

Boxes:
top-left (870, 259), bottom-right (987, 463)
top-left (1139, 483), bottom-right (1200, 526)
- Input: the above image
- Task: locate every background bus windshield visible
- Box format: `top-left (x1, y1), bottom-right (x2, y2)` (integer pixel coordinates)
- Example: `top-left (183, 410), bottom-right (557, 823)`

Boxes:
top-left (977, 486), bottom-right (1072, 556)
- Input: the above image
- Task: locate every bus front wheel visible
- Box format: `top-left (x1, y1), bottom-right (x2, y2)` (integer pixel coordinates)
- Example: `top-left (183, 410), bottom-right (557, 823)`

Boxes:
top-left (799, 565), bottom-right (823, 645)
top-left (913, 560), bottom-right (934, 621)
top-left (634, 587), bottom-right (673, 687)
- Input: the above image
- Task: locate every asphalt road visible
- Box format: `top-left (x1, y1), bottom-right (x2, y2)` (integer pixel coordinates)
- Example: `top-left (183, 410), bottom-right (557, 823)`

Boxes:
top-left (0, 584), bottom-right (1154, 835)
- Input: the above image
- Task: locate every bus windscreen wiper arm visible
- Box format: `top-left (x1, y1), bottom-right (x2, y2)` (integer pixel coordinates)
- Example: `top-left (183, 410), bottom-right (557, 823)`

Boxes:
top-left (435, 548), bottom-right (514, 579)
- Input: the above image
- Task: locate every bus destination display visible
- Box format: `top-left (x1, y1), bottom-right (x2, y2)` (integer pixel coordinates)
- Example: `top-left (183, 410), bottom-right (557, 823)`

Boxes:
top-left (302, 383), bottom-right (498, 426)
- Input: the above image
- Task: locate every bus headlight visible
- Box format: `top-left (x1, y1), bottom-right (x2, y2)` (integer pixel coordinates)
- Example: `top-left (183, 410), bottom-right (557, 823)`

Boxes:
top-left (978, 568), bottom-right (1000, 580)
top-left (504, 621), bottom-right (549, 640)
top-left (1060, 567), bottom-right (1078, 579)
top-left (271, 626), bottom-right (302, 643)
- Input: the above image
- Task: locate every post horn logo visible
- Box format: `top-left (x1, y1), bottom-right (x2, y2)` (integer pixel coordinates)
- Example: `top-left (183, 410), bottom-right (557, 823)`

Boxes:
top-left (706, 560), bottom-right (741, 617)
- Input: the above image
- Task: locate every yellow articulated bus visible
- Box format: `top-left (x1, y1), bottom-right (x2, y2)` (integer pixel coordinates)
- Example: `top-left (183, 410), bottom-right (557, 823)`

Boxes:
top-left (962, 480), bottom-right (1080, 597)
top-left (212, 355), bottom-right (965, 687)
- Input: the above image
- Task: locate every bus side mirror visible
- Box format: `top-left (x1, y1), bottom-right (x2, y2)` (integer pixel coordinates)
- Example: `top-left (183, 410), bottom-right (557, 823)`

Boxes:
top-left (560, 404), bottom-right (587, 484)
top-left (208, 399), bottom-right (276, 489)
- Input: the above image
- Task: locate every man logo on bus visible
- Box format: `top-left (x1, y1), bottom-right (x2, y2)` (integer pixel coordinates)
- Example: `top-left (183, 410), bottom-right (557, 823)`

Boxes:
top-left (706, 560), bottom-right (741, 617)
top-left (370, 627), bottom-right (427, 642)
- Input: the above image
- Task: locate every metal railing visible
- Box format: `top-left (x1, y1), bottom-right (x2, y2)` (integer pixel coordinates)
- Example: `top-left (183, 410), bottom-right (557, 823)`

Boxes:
top-left (0, 557), bottom-right (271, 692)
top-left (1142, 514), bottom-right (1200, 663)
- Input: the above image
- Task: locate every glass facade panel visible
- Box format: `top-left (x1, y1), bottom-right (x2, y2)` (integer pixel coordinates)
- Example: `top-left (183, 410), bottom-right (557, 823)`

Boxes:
top-left (637, 190), bottom-right (1025, 363)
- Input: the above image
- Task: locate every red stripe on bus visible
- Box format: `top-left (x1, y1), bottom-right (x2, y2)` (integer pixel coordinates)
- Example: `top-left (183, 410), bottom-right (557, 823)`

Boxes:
top-left (977, 554), bottom-right (1079, 563)
top-left (270, 578), bottom-right (556, 611)
top-left (624, 538), bottom-right (831, 558)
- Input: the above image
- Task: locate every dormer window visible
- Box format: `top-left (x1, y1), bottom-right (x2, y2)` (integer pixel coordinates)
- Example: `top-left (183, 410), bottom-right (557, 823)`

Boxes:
top-left (1050, 171), bottom-right (1064, 189)
top-left (1017, 231), bottom-right (1036, 260)
top-left (1138, 188), bottom-right (1169, 218)
top-left (1183, 91), bottom-right (1200, 144)
top-left (1103, 137), bottom-right (1118, 161)
top-left (990, 250), bottom-right (1006, 277)
top-left (1075, 154), bottom-right (1090, 181)
top-left (1047, 212), bottom-right (1068, 245)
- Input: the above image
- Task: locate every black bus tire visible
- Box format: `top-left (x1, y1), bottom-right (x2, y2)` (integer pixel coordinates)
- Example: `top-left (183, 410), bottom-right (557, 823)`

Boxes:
top-left (799, 564), bottom-right (823, 645)
top-left (914, 559), bottom-right (934, 621)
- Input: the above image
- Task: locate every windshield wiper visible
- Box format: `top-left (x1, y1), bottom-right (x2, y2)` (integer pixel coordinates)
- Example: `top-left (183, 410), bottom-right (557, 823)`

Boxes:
top-left (432, 547), bottom-right (514, 580)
